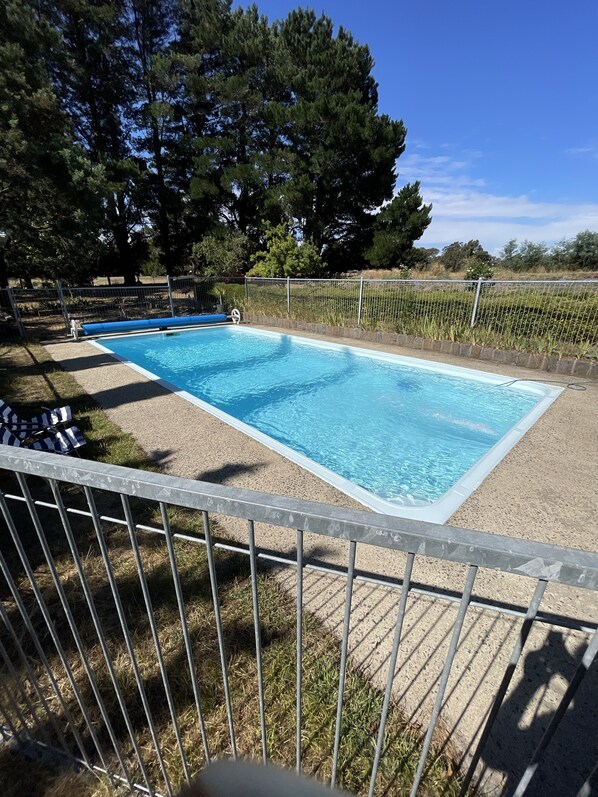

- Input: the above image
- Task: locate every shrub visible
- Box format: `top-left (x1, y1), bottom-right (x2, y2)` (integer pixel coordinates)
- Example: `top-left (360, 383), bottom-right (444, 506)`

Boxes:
top-left (464, 258), bottom-right (494, 281)
top-left (191, 230), bottom-right (252, 278)
top-left (247, 223), bottom-right (324, 278)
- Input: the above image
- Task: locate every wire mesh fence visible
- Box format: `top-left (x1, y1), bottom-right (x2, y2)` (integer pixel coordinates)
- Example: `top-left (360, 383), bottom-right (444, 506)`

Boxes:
top-left (10, 288), bottom-right (66, 337)
top-left (240, 277), bottom-right (598, 359)
top-left (0, 448), bottom-right (597, 796)
top-left (62, 285), bottom-right (173, 327)
top-left (4, 277), bottom-right (598, 360)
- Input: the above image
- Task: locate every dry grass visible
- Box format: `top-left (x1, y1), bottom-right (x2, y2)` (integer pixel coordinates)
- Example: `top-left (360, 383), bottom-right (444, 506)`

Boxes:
top-left (357, 266), bottom-right (598, 281)
top-left (0, 342), bottom-right (465, 796)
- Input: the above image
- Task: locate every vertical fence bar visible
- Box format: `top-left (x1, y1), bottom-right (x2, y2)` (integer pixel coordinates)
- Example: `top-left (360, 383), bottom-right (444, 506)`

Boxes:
top-left (0, 598), bottom-right (67, 747)
top-left (0, 635), bottom-right (48, 742)
top-left (14, 474), bottom-right (129, 778)
top-left (458, 579), bottom-right (548, 796)
top-left (247, 520), bottom-right (268, 764)
top-left (469, 277), bottom-right (483, 327)
top-left (296, 528), bottom-right (304, 773)
top-left (0, 675), bottom-right (30, 739)
top-left (368, 552), bottom-right (415, 797)
top-left (244, 277), bottom-right (249, 301)
top-left (202, 510), bottom-right (237, 759)
top-left (331, 540), bottom-right (357, 788)
top-left (357, 277), bottom-right (364, 327)
top-left (167, 275), bottom-right (176, 316)
top-left (409, 565), bottom-right (478, 797)
top-left (6, 287), bottom-right (25, 339)
top-left (287, 277), bottom-right (291, 317)
top-left (55, 280), bottom-right (70, 333)
top-left (120, 494), bottom-right (190, 784)
top-left (513, 626), bottom-right (598, 797)
top-left (0, 491), bottom-right (100, 770)
top-left (0, 681), bottom-right (22, 740)
top-left (48, 481), bottom-right (153, 791)
top-left (80, 487), bottom-right (166, 796)
top-left (0, 551), bottom-right (87, 762)
top-left (159, 502), bottom-right (211, 765)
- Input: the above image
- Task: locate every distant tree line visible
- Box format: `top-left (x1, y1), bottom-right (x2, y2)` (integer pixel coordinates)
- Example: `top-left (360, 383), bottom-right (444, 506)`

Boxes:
top-left (0, 0), bottom-right (432, 287)
top-left (416, 230), bottom-right (598, 276)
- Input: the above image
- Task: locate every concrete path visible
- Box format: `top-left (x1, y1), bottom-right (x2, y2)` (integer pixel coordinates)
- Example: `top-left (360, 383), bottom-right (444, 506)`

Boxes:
top-left (44, 328), bottom-right (598, 794)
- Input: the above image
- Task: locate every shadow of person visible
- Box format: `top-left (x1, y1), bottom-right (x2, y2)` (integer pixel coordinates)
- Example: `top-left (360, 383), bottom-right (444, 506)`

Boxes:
top-left (480, 629), bottom-right (598, 797)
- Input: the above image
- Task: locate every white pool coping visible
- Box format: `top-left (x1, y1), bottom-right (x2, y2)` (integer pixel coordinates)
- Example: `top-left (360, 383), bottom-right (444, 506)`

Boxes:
top-left (90, 326), bottom-right (563, 524)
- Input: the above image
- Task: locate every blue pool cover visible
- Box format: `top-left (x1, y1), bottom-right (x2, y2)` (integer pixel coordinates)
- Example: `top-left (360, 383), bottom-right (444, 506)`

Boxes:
top-left (82, 314), bottom-right (227, 335)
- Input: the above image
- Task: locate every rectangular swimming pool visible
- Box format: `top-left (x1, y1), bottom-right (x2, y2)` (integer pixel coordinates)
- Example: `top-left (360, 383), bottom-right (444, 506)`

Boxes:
top-left (93, 326), bottom-right (562, 523)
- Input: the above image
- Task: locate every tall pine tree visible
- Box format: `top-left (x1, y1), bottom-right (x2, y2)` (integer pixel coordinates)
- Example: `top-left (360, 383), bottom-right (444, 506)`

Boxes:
top-left (276, 10), bottom-right (407, 270)
top-left (0, 0), bottom-right (104, 286)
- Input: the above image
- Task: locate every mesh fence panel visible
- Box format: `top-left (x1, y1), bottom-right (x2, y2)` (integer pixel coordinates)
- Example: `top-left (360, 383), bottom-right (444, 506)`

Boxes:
top-left (11, 288), bottom-right (64, 336)
top-left (243, 277), bottom-right (598, 359)
top-left (474, 280), bottom-right (598, 354)
top-left (63, 286), bottom-right (172, 324)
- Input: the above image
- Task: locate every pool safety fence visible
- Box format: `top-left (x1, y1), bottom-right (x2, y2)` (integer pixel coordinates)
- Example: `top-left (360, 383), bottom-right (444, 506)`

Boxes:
top-left (0, 447), bottom-right (596, 796)
top-left (3, 277), bottom-right (598, 361)
top-left (3, 278), bottom-right (244, 338)
top-left (243, 277), bottom-right (598, 360)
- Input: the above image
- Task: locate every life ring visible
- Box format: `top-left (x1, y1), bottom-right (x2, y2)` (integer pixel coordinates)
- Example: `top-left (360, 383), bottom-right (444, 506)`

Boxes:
top-left (231, 308), bottom-right (241, 324)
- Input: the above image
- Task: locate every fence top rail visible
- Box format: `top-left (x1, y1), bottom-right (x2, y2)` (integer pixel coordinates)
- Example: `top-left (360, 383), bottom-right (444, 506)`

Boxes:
top-left (64, 286), bottom-right (170, 293)
top-left (245, 276), bottom-right (598, 286)
top-left (2, 447), bottom-right (598, 591)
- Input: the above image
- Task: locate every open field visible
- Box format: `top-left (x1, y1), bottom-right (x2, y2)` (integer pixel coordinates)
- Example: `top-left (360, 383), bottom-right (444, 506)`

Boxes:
top-left (0, 342), bottom-right (463, 796)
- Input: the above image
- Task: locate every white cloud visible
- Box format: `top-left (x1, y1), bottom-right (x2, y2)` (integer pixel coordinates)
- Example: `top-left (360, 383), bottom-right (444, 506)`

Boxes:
top-left (397, 151), bottom-right (598, 253)
top-left (566, 146), bottom-right (597, 156)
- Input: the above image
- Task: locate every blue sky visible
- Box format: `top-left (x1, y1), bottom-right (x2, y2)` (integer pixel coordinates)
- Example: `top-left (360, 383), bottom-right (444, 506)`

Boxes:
top-left (236, 0), bottom-right (598, 252)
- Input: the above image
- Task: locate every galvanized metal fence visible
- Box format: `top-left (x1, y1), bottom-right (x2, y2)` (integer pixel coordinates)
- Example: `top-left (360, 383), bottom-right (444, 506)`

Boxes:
top-left (242, 277), bottom-right (598, 359)
top-left (0, 447), bottom-right (597, 796)
top-left (3, 278), bottom-right (597, 360)
top-left (3, 279), bottom-right (243, 339)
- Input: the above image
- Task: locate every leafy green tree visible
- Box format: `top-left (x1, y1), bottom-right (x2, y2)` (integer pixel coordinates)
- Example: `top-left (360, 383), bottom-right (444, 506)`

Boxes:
top-left (567, 230), bottom-right (598, 271)
top-left (140, 238), bottom-right (166, 279)
top-left (516, 240), bottom-right (549, 271)
top-left (276, 10), bottom-right (406, 270)
top-left (0, 0), bottom-right (105, 287)
top-left (549, 238), bottom-right (572, 270)
top-left (191, 230), bottom-right (252, 277)
top-left (43, 0), bottom-right (144, 283)
top-left (365, 182), bottom-right (432, 269)
top-left (441, 239), bottom-right (491, 272)
top-left (498, 238), bottom-right (520, 270)
top-left (128, 0), bottom-right (194, 275)
top-left (184, 5), bottom-right (284, 240)
top-left (247, 223), bottom-right (323, 277)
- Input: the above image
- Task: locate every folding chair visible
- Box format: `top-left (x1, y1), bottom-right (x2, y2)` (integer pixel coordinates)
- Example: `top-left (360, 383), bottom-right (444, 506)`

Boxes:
top-left (0, 400), bottom-right (72, 439)
top-left (0, 424), bottom-right (86, 455)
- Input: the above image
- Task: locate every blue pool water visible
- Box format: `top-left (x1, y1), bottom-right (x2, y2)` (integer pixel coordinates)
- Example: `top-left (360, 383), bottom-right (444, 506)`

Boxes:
top-left (96, 326), bottom-right (560, 521)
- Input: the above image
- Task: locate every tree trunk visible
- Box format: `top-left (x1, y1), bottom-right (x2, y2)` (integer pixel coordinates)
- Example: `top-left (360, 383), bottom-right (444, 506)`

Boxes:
top-left (109, 194), bottom-right (136, 285)
top-left (0, 248), bottom-right (7, 290)
top-left (152, 122), bottom-right (173, 275)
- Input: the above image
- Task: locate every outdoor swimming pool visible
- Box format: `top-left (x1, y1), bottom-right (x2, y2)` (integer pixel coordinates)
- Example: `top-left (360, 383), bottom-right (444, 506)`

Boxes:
top-left (94, 326), bottom-right (562, 522)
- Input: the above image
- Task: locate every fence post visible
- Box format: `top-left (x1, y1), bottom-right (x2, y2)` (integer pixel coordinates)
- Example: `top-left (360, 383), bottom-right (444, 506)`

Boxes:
top-left (287, 277), bottom-right (291, 317)
top-left (167, 275), bottom-right (176, 316)
top-left (470, 277), bottom-right (483, 327)
top-left (357, 277), bottom-right (364, 327)
top-left (244, 277), bottom-right (249, 301)
top-left (55, 280), bottom-right (70, 333)
top-left (6, 287), bottom-right (25, 339)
